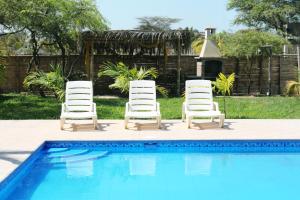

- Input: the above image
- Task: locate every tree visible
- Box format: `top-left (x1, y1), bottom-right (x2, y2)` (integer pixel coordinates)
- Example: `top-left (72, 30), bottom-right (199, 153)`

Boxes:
top-left (0, 0), bottom-right (108, 74)
top-left (0, 33), bottom-right (29, 55)
top-left (136, 16), bottom-right (181, 31)
top-left (228, 0), bottom-right (300, 36)
top-left (212, 29), bottom-right (288, 94)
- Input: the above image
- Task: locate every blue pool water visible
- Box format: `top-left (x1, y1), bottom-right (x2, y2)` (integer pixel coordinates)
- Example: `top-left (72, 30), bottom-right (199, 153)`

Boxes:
top-left (2, 140), bottom-right (300, 200)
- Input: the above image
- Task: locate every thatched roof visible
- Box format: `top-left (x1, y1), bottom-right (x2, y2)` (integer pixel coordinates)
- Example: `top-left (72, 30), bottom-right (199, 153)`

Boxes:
top-left (82, 30), bottom-right (194, 55)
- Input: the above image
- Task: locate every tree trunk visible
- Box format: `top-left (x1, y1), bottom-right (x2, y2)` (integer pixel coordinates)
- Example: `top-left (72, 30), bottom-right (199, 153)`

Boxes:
top-left (54, 34), bottom-right (66, 75)
top-left (59, 43), bottom-right (66, 75)
top-left (27, 31), bottom-right (40, 73)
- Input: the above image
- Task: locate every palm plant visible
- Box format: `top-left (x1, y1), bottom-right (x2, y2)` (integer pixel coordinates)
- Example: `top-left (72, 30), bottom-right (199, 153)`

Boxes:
top-left (23, 64), bottom-right (66, 101)
top-left (98, 62), bottom-right (168, 97)
top-left (212, 73), bottom-right (235, 117)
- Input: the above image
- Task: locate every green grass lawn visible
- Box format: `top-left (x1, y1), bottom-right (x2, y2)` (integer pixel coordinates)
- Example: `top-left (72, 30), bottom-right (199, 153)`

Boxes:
top-left (0, 93), bottom-right (299, 119)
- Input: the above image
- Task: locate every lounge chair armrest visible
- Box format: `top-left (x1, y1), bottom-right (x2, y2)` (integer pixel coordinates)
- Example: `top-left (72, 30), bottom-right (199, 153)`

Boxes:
top-left (213, 102), bottom-right (220, 111)
top-left (92, 103), bottom-right (97, 114)
top-left (183, 101), bottom-right (188, 112)
top-left (156, 102), bottom-right (160, 113)
top-left (125, 102), bottom-right (130, 112)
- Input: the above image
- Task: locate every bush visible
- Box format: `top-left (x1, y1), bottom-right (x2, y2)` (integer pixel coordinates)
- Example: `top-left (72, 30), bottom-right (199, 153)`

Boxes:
top-left (98, 61), bottom-right (168, 97)
top-left (23, 64), bottom-right (66, 101)
top-left (285, 81), bottom-right (300, 96)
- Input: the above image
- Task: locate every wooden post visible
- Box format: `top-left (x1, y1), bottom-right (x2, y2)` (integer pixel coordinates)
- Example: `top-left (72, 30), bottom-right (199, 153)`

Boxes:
top-left (201, 61), bottom-right (205, 80)
top-left (234, 58), bottom-right (240, 94)
top-left (176, 37), bottom-right (181, 96)
top-left (90, 41), bottom-right (94, 81)
top-left (278, 56), bottom-right (281, 94)
top-left (267, 53), bottom-right (272, 96)
top-left (163, 42), bottom-right (167, 80)
top-left (258, 56), bottom-right (263, 94)
top-left (84, 41), bottom-right (91, 79)
top-left (297, 45), bottom-right (300, 81)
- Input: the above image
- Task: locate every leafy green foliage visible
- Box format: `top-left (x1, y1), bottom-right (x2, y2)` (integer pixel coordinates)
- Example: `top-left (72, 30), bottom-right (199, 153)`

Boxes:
top-left (0, 0), bottom-right (108, 72)
top-left (211, 30), bottom-right (287, 94)
top-left (212, 73), bottom-right (235, 96)
top-left (23, 65), bottom-right (65, 101)
top-left (227, 0), bottom-right (300, 36)
top-left (136, 16), bottom-right (181, 31)
top-left (212, 73), bottom-right (235, 117)
top-left (211, 30), bottom-right (288, 58)
top-left (98, 62), bottom-right (168, 97)
top-left (0, 33), bottom-right (30, 55)
top-left (191, 37), bottom-right (204, 55)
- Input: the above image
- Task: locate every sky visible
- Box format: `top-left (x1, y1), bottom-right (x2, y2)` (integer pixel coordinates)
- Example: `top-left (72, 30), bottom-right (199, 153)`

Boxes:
top-left (96, 0), bottom-right (244, 32)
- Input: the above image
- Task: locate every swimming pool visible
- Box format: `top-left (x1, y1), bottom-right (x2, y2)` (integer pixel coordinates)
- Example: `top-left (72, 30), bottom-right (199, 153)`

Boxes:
top-left (1, 140), bottom-right (300, 200)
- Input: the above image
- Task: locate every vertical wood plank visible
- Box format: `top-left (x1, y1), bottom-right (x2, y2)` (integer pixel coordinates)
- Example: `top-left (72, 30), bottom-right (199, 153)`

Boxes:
top-left (90, 41), bottom-right (94, 81)
top-left (176, 37), bottom-right (181, 96)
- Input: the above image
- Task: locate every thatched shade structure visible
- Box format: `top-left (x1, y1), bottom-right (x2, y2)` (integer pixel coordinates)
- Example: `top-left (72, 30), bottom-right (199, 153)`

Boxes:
top-left (82, 30), bottom-right (193, 95)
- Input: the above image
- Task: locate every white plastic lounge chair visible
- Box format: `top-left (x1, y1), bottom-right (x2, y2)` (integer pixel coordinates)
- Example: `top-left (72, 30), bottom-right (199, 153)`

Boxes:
top-left (125, 80), bottom-right (161, 129)
top-left (182, 80), bottom-right (224, 128)
top-left (60, 81), bottom-right (97, 130)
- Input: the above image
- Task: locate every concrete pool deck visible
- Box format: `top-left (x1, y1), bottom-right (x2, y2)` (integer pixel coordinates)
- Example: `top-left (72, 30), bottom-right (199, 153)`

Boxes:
top-left (1, 119), bottom-right (300, 182)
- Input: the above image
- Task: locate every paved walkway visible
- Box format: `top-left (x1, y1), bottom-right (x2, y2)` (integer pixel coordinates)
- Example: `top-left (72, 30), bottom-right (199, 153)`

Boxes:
top-left (1, 119), bottom-right (300, 182)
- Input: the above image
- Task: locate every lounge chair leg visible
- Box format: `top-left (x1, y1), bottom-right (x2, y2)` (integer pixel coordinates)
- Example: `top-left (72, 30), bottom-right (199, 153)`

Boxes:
top-left (187, 117), bottom-right (192, 129)
top-left (219, 115), bottom-right (225, 128)
top-left (72, 124), bottom-right (77, 132)
top-left (93, 117), bottom-right (97, 130)
top-left (60, 118), bottom-right (65, 130)
top-left (124, 117), bottom-right (129, 129)
top-left (211, 117), bottom-right (215, 122)
top-left (157, 116), bottom-right (161, 129)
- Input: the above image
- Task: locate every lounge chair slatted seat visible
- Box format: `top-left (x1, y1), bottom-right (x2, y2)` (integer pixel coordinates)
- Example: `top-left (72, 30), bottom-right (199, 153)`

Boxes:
top-left (125, 80), bottom-right (161, 129)
top-left (60, 81), bottom-right (97, 130)
top-left (182, 80), bottom-right (224, 128)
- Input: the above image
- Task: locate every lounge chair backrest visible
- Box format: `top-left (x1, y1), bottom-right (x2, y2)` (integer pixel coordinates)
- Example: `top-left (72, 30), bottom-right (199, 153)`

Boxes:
top-left (65, 81), bottom-right (93, 112)
top-left (129, 80), bottom-right (156, 111)
top-left (185, 80), bottom-right (214, 111)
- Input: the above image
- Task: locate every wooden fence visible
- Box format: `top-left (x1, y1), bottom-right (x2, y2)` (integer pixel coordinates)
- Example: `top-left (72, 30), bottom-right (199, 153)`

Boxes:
top-left (0, 54), bottom-right (298, 96)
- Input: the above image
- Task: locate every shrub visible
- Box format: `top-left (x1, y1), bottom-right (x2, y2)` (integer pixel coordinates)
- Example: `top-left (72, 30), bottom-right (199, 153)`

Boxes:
top-left (98, 61), bottom-right (168, 97)
top-left (212, 73), bottom-right (235, 117)
top-left (285, 73), bottom-right (300, 97)
top-left (23, 64), bottom-right (65, 101)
